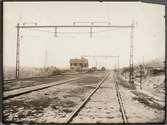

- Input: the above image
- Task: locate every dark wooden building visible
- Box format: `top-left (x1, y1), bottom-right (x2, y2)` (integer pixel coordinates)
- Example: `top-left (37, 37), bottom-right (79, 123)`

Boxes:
top-left (69, 57), bottom-right (88, 71)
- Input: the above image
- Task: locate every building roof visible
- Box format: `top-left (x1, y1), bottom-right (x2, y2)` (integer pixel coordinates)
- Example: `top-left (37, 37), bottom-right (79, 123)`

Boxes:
top-left (70, 57), bottom-right (88, 64)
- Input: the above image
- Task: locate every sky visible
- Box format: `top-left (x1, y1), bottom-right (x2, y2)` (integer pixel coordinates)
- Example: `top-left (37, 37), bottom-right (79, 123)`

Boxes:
top-left (3, 2), bottom-right (165, 69)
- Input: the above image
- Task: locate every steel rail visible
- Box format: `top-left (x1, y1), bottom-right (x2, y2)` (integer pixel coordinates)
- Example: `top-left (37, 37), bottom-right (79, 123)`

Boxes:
top-left (4, 77), bottom-right (79, 100)
top-left (115, 81), bottom-right (128, 123)
top-left (3, 74), bottom-right (80, 85)
top-left (65, 72), bottom-right (110, 123)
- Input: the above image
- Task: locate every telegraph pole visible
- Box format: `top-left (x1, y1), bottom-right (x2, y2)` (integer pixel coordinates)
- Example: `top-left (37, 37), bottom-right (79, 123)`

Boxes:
top-left (54, 26), bottom-right (57, 37)
top-left (44, 49), bottom-right (48, 69)
top-left (139, 64), bottom-right (143, 90)
top-left (117, 56), bottom-right (119, 74)
top-left (139, 56), bottom-right (144, 89)
top-left (129, 22), bottom-right (135, 88)
top-left (143, 56), bottom-right (145, 75)
top-left (16, 23), bottom-right (20, 80)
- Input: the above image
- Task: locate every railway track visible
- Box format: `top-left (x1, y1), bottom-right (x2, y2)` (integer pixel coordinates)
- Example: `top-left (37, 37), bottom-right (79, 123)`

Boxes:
top-left (4, 71), bottom-right (128, 123)
top-left (4, 76), bottom-right (77, 92)
top-left (3, 72), bottom-right (106, 100)
top-left (114, 73), bottom-right (128, 123)
top-left (64, 72), bottom-right (128, 123)
top-left (115, 81), bottom-right (128, 123)
top-left (3, 74), bottom-right (79, 84)
top-left (4, 77), bottom-right (80, 100)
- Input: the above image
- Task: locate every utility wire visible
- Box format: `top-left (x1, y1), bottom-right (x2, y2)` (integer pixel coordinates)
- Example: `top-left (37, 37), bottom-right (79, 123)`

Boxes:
top-left (26, 28), bottom-right (123, 35)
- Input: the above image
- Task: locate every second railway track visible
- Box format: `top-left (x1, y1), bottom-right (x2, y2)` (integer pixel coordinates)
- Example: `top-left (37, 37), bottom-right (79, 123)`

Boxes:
top-left (4, 77), bottom-right (80, 99)
top-left (65, 71), bottom-right (128, 123)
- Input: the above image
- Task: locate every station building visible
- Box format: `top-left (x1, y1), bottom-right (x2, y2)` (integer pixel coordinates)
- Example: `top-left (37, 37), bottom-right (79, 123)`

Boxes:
top-left (69, 57), bottom-right (88, 71)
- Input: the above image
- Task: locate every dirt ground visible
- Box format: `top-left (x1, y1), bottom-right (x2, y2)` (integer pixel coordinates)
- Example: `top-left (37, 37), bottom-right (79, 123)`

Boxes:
top-left (141, 74), bottom-right (165, 99)
top-left (117, 73), bottom-right (165, 123)
top-left (3, 71), bottom-right (165, 123)
top-left (119, 85), bottom-right (165, 123)
top-left (120, 73), bottom-right (165, 101)
top-left (3, 71), bottom-right (106, 123)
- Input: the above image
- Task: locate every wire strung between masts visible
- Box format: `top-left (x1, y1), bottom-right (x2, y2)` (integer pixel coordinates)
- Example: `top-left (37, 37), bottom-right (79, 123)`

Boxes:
top-left (16, 23), bottom-right (134, 38)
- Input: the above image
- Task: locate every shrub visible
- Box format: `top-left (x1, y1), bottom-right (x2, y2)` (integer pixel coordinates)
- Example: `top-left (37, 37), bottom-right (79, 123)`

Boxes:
top-left (51, 69), bottom-right (62, 75)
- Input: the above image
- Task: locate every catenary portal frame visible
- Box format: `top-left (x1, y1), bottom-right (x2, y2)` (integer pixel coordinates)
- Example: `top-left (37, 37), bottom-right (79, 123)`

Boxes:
top-left (16, 22), bottom-right (135, 85)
